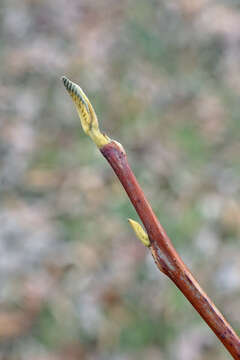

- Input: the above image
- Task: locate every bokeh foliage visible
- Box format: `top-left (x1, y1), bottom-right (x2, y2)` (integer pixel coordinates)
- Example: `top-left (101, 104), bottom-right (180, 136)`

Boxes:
top-left (0, 1), bottom-right (240, 359)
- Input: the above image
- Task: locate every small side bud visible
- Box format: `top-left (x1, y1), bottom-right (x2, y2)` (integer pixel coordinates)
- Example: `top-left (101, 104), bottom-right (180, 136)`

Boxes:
top-left (128, 219), bottom-right (150, 247)
top-left (62, 76), bottom-right (111, 148)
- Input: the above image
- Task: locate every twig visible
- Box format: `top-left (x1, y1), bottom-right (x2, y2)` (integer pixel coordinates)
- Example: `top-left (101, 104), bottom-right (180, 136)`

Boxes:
top-left (62, 76), bottom-right (240, 359)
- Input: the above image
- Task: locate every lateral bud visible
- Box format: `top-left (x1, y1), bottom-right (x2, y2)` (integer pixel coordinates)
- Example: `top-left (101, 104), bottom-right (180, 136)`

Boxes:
top-left (128, 218), bottom-right (150, 247)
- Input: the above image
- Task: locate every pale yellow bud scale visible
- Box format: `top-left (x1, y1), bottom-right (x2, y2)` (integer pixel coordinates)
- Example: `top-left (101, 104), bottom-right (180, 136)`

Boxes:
top-left (128, 219), bottom-right (150, 247)
top-left (62, 76), bottom-right (111, 148)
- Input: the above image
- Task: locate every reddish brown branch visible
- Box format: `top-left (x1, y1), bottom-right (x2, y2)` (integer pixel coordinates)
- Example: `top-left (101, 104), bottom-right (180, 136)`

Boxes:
top-left (101, 140), bottom-right (240, 359)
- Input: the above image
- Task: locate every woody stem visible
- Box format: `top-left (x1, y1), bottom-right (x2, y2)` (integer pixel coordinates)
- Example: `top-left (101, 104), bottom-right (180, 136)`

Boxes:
top-left (100, 140), bottom-right (240, 360)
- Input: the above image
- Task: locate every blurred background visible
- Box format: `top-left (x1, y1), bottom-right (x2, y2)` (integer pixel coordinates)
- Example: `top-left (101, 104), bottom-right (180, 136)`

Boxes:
top-left (0, 0), bottom-right (240, 359)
